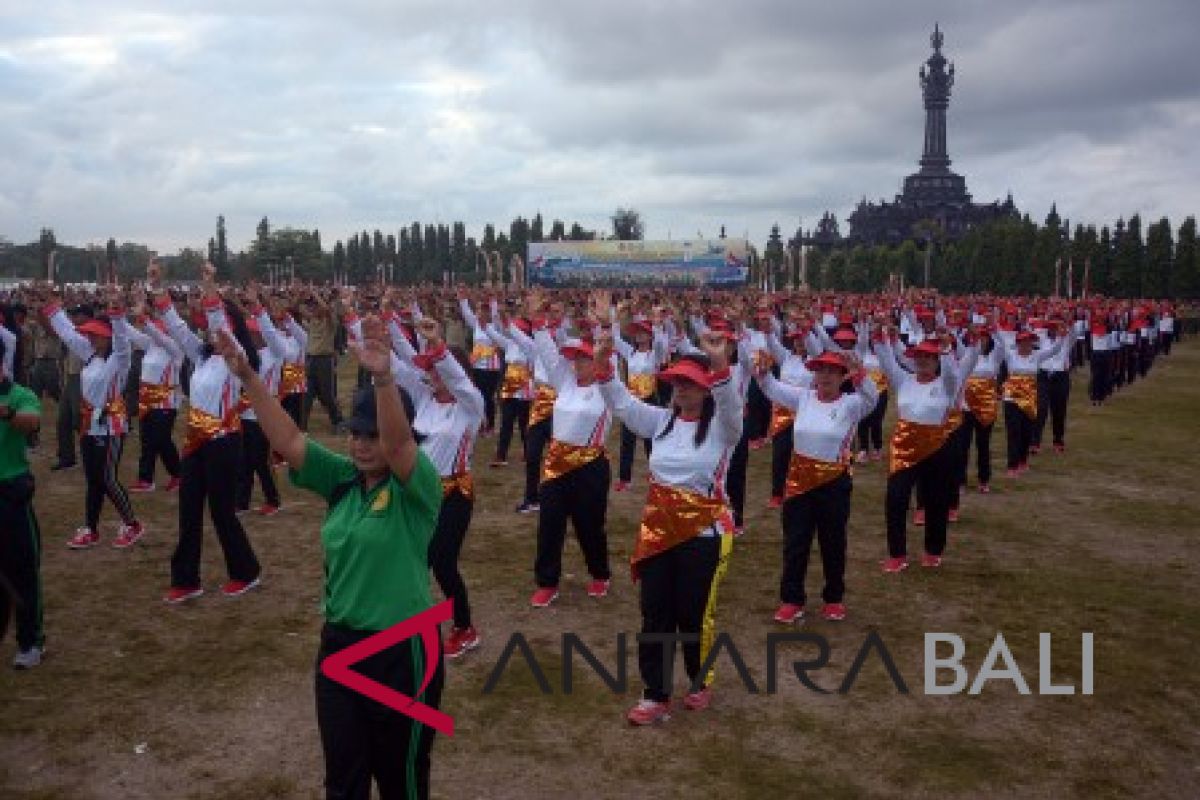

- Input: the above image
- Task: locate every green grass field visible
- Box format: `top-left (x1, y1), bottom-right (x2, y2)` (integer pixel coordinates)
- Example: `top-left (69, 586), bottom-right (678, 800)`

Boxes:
top-left (2, 345), bottom-right (1198, 799)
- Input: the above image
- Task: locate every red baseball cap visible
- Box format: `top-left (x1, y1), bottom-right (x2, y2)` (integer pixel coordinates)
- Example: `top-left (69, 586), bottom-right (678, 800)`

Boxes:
top-left (77, 319), bottom-right (113, 338)
top-left (657, 359), bottom-right (716, 389)
top-left (805, 351), bottom-right (849, 373)
top-left (904, 339), bottom-right (942, 359)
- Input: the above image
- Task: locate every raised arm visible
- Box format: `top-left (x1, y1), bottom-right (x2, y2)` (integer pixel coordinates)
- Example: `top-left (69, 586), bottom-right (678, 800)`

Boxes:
top-left (144, 321), bottom-right (184, 362)
top-left (283, 316), bottom-right (308, 356)
top-left (0, 324), bottom-right (15, 378)
top-left (765, 331), bottom-right (791, 365)
top-left (757, 371), bottom-right (804, 411)
top-left (213, 329), bottom-right (306, 467)
top-left (596, 366), bottom-right (668, 439)
top-left (45, 304), bottom-right (95, 363)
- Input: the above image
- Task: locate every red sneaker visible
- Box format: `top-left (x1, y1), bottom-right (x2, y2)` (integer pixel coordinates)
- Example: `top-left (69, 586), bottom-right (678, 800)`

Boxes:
top-left (854, 450), bottom-right (867, 464)
top-left (773, 603), bottom-right (804, 624)
top-left (112, 521), bottom-right (146, 549)
top-left (1053, 443), bottom-right (1066, 454)
top-left (1029, 445), bottom-right (1040, 456)
top-left (767, 495), bottom-right (783, 510)
top-left (1018, 462), bottom-right (1030, 474)
top-left (164, 586), bottom-right (204, 604)
top-left (749, 438), bottom-right (768, 451)
top-left (164, 476), bottom-right (182, 492)
top-left (1006, 468), bottom-right (1020, 478)
top-left (881, 556), bottom-right (908, 574)
top-left (67, 527), bottom-right (99, 549)
top-left (445, 626), bottom-right (480, 659)
top-left (258, 504), bottom-right (281, 516)
top-left (683, 686), bottom-right (712, 711)
top-left (948, 508), bottom-right (960, 523)
top-left (913, 509), bottom-right (926, 526)
top-left (627, 699), bottom-right (671, 726)
top-left (870, 450), bottom-right (883, 462)
top-left (921, 553), bottom-right (943, 569)
top-left (489, 459), bottom-right (508, 468)
top-left (614, 481), bottom-right (629, 492)
top-left (530, 587), bottom-right (559, 608)
top-left (733, 525), bottom-right (745, 538)
top-left (221, 577), bottom-right (261, 597)
top-left (978, 483), bottom-right (991, 494)
top-left (129, 480), bottom-right (155, 493)
top-left (587, 579), bottom-right (611, 598)
top-left (821, 603), bottom-right (847, 621)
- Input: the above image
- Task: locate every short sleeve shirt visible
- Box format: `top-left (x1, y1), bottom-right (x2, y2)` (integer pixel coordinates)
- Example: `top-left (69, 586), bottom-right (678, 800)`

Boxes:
top-left (0, 380), bottom-right (39, 482)
top-left (290, 438), bottom-right (442, 632)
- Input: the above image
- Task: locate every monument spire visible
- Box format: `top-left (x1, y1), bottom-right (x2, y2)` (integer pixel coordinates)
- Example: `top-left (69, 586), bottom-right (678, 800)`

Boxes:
top-left (918, 23), bottom-right (955, 173)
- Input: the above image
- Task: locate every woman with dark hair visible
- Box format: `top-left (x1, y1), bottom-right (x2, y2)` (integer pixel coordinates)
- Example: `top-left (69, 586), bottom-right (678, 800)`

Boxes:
top-left (125, 290), bottom-right (183, 494)
top-left (610, 313), bottom-right (666, 491)
top-left (1000, 324), bottom-right (1068, 477)
top-left (458, 288), bottom-right (502, 436)
top-left (152, 262), bottom-right (262, 603)
top-left (762, 318), bottom-right (818, 508)
top-left (212, 313), bottom-right (444, 799)
top-left (237, 283), bottom-right (287, 515)
top-left (875, 329), bottom-right (977, 572)
top-left (594, 331), bottom-right (742, 725)
top-left (387, 314), bottom-right (485, 659)
top-left (960, 325), bottom-right (1002, 493)
top-left (755, 349), bottom-right (876, 623)
top-left (43, 285), bottom-right (146, 550)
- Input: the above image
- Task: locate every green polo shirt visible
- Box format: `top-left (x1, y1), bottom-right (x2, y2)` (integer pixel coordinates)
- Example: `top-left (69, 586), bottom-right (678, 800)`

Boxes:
top-left (290, 438), bottom-right (441, 632)
top-left (0, 380), bottom-right (39, 482)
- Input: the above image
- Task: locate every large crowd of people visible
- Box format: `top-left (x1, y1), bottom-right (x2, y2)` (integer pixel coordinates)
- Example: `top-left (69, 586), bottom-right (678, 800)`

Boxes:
top-left (0, 261), bottom-right (1183, 796)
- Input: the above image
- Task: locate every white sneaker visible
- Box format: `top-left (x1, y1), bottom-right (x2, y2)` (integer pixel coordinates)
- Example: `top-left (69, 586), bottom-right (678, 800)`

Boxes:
top-left (13, 646), bottom-right (44, 670)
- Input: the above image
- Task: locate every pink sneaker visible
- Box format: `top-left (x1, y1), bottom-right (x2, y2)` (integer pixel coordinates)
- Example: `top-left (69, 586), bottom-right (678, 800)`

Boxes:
top-left (112, 521), bottom-right (146, 549)
top-left (978, 483), bottom-right (991, 494)
top-left (767, 495), bottom-right (783, 510)
top-left (164, 476), bottom-right (181, 492)
top-left (67, 527), bottom-right (99, 549)
top-left (773, 603), bottom-right (804, 623)
top-left (921, 553), bottom-right (943, 569)
top-left (587, 579), bottom-right (611, 598)
top-left (881, 556), bottom-right (908, 574)
top-left (445, 626), bottom-right (480, 659)
top-left (1053, 443), bottom-right (1066, 454)
top-left (1006, 468), bottom-right (1020, 478)
top-left (163, 586), bottom-right (203, 604)
top-left (948, 508), bottom-right (960, 523)
top-left (733, 525), bottom-right (745, 538)
top-left (913, 509), bottom-right (926, 526)
top-left (627, 699), bottom-right (671, 726)
top-left (683, 686), bottom-right (712, 711)
top-left (129, 480), bottom-right (155, 493)
top-left (821, 603), bottom-right (847, 621)
top-left (258, 504), bottom-right (281, 516)
top-left (613, 481), bottom-right (629, 492)
top-left (221, 577), bottom-right (261, 597)
top-left (530, 587), bottom-right (559, 608)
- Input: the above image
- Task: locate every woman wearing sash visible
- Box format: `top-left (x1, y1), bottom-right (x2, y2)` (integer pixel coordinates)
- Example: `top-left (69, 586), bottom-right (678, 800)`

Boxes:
top-left (756, 349), bottom-right (876, 623)
top-left (153, 262), bottom-right (262, 603)
top-left (611, 313), bottom-right (666, 491)
top-left (857, 317), bottom-right (891, 464)
top-left (457, 289), bottom-right (502, 436)
top-left (388, 315), bottom-right (486, 658)
top-left (274, 294), bottom-right (308, 437)
top-left (1000, 325), bottom-right (1067, 477)
top-left (527, 304), bottom-right (614, 608)
top-left (876, 331), bottom-right (976, 572)
top-left (762, 319), bottom-right (817, 508)
top-left (238, 284), bottom-right (289, 515)
top-left (485, 300), bottom-right (533, 469)
top-left (126, 293), bottom-right (183, 494)
top-left (960, 325), bottom-right (1001, 493)
top-left (44, 285), bottom-right (146, 549)
top-left (594, 332), bottom-right (742, 725)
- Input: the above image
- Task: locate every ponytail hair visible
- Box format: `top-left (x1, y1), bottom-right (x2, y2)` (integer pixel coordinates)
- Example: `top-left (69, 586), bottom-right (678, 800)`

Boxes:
top-left (223, 299), bottom-right (260, 373)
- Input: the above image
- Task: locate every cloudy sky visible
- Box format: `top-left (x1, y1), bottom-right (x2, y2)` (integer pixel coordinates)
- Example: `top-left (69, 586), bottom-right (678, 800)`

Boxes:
top-left (1, 0), bottom-right (1198, 252)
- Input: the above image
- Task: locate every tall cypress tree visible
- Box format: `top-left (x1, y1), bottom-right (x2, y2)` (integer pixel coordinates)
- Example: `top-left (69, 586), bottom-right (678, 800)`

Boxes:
top-left (1174, 217), bottom-right (1198, 298)
top-left (1144, 217), bottom-right (1173, 298)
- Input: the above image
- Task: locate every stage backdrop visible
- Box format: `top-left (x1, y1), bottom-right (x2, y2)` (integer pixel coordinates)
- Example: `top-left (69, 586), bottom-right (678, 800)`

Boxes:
top-left (527, 239), bottom-right (749, 288)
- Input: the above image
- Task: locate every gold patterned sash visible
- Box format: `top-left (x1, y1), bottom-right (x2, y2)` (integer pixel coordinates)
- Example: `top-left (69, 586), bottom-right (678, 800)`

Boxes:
top-left (768, 404), bottom-right (796, 438)
top-left (632, 482), bottom-right (732, 580)
top-left (183, 405), bottom-right (242, 457)
top-left (964, 376), bottom-right (999, 427)
top-left (441, 472), bottom-right (475, 501)
top-left (529, 384), bottom-right (557, 427)
top-left (784, 452), bottom-right (848, 500)
top-left (868, 368), bottom-right (889, 394)
top-left (79, 397), bottom-right (129, 436)
top-left (628, 372), bottom-right (657, 400)
top-left (540, 439), bottom-right (605, 484)
top-left (137, 382), bottom-right (174, 419)
top-left (1002, 374), bottom-right (1038, 420)
top-left (889, 419), bottom-right (950, 476)
top-left (469, 343), bottom-right (498, 367)
top-left (280, 362), bottom-right (306, 396)
top-left (501, 363), bottom-right (531, 400)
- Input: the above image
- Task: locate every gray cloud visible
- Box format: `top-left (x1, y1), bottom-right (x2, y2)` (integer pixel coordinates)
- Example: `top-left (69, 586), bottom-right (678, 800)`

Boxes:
top-left (1, 0), bottom-right (1197, 253)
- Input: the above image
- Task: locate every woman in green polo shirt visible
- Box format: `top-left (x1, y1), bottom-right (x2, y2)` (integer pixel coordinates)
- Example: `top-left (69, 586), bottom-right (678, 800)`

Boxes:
top-left (213, 318), bottom-right (444, 800)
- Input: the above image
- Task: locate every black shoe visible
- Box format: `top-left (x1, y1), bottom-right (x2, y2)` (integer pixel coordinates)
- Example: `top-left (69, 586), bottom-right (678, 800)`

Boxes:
top-left (50, 460), bottom-right (77, 471)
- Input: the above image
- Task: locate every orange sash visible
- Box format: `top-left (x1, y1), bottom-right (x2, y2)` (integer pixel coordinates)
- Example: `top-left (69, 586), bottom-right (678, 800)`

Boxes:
top-left (1002, 374), bottom-right (1038, 420)
top-left (632, 482), bottom-right (732, 580)
top-left (183, 405), bottom-right (242, 457)
top-left (768, 404), bottom-right (796, 438)
top-left (280, 362), bottom-right (306, 396)
top-left (752, 350), bottom-right (775, 374)
top-left (529, 384), bottom-right (557, 427)
top-left (79, 397), bottom-right (128, 436)
top-left (964, 376), bottom-right (999, 427)
top-left (889, 419), bottom-right (950, 476)
top-left (138, 382), bottom-right (174, 419)
top-left (628, 373), bottom-right (657, 400)
top-left (540, 439), bottom-right (605, 484)
top-left (441, 472), bottom-right (475, 501)
top-left (868, 368), bottom-right (889, 394)
top-left (469, 343), bottom-right (498, 367)
top-left (945, 408), bottom-right (964, 433)
top-left (501, 363), bottom-right (532, 400)
top-left (784, 452), bottom-right (849, 500)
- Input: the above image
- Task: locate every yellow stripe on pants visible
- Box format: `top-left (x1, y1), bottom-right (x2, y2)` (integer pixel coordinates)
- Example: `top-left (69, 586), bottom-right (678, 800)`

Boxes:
top-left (700, 533), bottom-right (734, 688)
